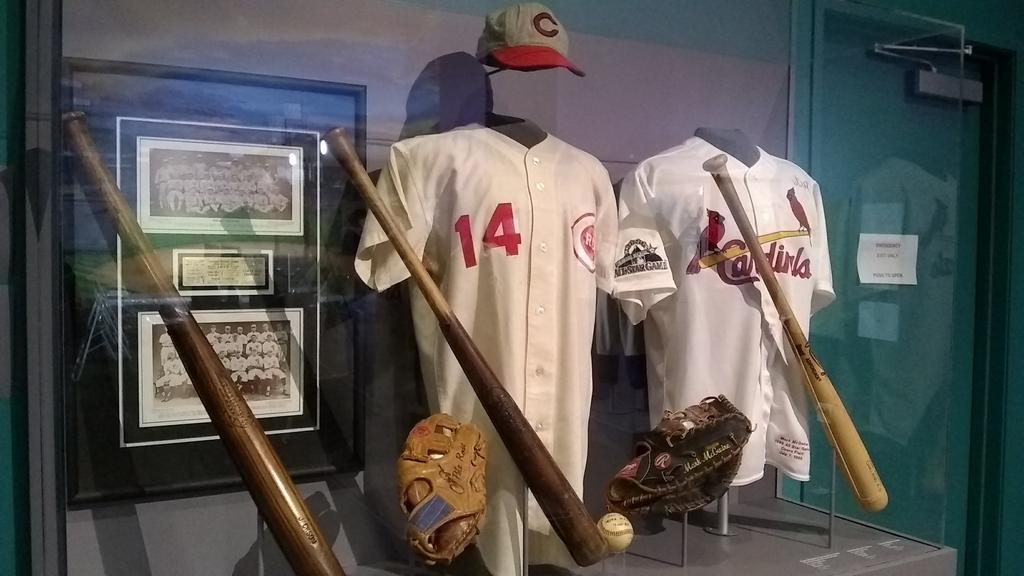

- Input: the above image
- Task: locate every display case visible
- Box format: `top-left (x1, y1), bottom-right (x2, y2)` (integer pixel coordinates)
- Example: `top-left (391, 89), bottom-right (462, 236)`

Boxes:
top-left (21, 0), bottom-right (975, 574)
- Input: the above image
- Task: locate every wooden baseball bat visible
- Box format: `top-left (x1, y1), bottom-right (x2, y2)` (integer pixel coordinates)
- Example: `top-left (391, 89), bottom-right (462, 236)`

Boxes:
top-left (325, 128), bottom-right (609, 566)
top-left (702, 154), bottom-right (888, 512)
top-left (63, 112), bottom-right (347, 575)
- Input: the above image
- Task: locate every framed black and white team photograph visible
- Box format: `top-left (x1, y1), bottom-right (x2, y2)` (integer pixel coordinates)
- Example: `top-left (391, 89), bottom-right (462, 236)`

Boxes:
top-left (136, 308), bottom-right (304, 435)
top-left (136, 136), bottom-right (304, 235)
top-left (62, 58), bottom-right (365, 503)
top-left (119, 118), bottom-right (315, 237)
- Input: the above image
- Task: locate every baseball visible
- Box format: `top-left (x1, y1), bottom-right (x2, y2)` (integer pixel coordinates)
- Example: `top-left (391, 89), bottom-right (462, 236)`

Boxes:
top-left (598, 513), bottom-right (634, 553)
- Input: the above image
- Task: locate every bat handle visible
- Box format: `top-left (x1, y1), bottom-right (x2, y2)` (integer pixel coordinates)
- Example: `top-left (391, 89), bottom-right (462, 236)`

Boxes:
top-left (324, 128), bottom-right (452, 318)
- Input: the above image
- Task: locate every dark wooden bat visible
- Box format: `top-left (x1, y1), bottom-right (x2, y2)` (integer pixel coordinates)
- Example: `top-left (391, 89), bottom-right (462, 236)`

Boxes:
top-left (703, 154), bottom-right (888, 512)
top-left (63, 112), bottom-right (348, 575)
top-left (325, 128), bottom-right (609, 566)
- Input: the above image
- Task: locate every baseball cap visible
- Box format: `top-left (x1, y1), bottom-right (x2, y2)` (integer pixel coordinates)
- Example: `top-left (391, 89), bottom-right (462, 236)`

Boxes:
top-left (477, 3), bottom-right (584, 77)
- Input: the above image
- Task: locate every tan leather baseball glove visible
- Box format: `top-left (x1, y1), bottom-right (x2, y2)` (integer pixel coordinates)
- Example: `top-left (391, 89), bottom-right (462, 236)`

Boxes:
top-left (397, 413), bottom-right (487, 565)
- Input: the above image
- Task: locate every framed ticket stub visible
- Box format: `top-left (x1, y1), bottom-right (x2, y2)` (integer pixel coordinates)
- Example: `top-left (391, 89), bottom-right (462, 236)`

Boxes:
top-left (173, 249), bottom-right (274, 295)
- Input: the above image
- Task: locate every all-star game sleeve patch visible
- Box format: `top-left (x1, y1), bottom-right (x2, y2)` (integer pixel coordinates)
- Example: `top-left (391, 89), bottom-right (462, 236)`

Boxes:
top-left (614, 239), bottom-right (669, 277)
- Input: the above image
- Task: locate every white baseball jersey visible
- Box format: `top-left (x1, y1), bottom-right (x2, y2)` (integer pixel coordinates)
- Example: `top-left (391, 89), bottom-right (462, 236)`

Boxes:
top-left (613, 137), bottom-right (834, 485)
top-left (229, 357), bottom-right (248, 375)
top-left (243, 341), bottom-right (259, 357)
top-left (262, 354), bottom-right (281, 370)
top-left (261, 339), bottom-right (279, 356)
top-left (356, 124), bottom-right (616, 573)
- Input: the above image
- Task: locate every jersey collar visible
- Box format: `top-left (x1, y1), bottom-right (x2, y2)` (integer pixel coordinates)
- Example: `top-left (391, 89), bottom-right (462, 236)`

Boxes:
top-left (693, 136), bottom-right (776, 181)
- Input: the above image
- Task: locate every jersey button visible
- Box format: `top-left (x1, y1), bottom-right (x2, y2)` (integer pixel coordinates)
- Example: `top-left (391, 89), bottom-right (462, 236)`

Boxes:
top-left (535, 182), bottom-right (545, 191)
top-left (540, 242), bottom-right (548, 252)
top-left (536, 306), bottom-right (545, 315)
top-left (535, 366), bottom-right (544, 376)
top-left (532, 157), bottom-right (541, 165)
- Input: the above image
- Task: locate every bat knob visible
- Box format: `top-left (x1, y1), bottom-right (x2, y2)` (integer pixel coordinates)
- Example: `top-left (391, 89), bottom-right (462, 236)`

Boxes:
top-left (63, 111), bottom-right (87, 124)
top-left (324, 127), bottom-right (360, 166)
top-left (325, 126), bottom-right (350, 141)
top-left (702, 154), bottom-right (729, 173)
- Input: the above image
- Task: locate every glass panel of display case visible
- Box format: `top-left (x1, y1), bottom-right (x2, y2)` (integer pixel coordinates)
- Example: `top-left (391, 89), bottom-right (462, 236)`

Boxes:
top-left (41, 0), bottom-right (964, 574)
top-left (786, 0), bottom-right (968, 555)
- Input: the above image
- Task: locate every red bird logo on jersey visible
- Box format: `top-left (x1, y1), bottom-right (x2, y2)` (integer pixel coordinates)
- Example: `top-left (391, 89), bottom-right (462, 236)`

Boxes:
top-left (787, 188), bottom-right (811, 234)
top-left (686, 209), bottom-right (726, 274)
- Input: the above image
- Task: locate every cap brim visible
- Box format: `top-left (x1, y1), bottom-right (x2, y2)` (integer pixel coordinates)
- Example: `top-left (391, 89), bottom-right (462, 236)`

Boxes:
top-left (487, 45), bottom-right (585, 77)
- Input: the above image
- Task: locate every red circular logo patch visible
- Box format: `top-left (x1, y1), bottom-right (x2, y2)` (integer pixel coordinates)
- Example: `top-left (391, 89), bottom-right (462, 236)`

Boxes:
top-left (581, 226), bottom-right (595, 255)
top-left (411, 425), bottom-right (431, 437)
top-left (572, 213), bottom-right (597, 272)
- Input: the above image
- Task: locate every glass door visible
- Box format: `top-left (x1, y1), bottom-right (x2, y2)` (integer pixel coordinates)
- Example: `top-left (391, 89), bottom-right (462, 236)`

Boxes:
top-left (789, 0), bottom-right (970, 557)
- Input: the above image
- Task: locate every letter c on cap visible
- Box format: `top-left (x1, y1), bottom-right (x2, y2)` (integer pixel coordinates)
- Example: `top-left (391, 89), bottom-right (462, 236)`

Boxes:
top-left (533, 12), bottom-right (559, 37)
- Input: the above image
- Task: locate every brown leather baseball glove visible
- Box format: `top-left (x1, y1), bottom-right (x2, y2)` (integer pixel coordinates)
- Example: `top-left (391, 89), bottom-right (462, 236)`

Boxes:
top-left (606, 395), bottom-right (753, 516)
top-left (397, 413), bottom-right (487, 565)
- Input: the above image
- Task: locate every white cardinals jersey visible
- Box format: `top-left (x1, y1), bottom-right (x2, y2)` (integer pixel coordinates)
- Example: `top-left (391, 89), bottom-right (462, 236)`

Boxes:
top-left (356, 125), bottom-right (616, 572)
top-left (614, 137), bottom-right (834, 485)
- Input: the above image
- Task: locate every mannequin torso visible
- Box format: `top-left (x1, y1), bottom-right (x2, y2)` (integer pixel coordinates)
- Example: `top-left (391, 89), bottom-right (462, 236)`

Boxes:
top-left (695, 127), bottom-right (760, 167)
top-left (486, 112), bottom-right (548, 148)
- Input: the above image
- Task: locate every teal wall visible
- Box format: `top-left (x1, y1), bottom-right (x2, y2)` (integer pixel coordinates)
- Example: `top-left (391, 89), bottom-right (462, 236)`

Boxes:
top-left (395, 0), bottom-right (790, 63)
top-left (1, 0), bottom-right (27, 574)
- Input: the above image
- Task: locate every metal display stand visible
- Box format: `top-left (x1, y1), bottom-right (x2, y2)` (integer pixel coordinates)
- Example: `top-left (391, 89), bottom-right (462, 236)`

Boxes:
top-left (704, 492), bottom-right (736, 537)
top-left (71, 287), bottom-right (123, 382)
top-left (257, 513), bottom-right (266, 576)
top-left (626, 461), bottom-right (839, 569)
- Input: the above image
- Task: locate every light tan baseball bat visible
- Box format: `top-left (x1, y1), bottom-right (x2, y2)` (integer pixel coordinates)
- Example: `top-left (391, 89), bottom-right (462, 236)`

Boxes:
top-left (324, 127), bottom-right (611, 565)
top-left (64, 112), bottom-right (348, 575)
top-left (703, 154), bottom-right (888, 512)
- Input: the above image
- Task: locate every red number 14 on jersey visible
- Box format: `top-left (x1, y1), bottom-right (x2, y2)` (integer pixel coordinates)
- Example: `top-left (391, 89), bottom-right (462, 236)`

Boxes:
top-left (454, 202), bottom-right (522, 268)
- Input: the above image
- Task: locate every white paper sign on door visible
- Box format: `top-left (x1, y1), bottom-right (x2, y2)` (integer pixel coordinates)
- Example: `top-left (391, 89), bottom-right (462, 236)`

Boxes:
top-left (857, 234), bottom-right (918, 285)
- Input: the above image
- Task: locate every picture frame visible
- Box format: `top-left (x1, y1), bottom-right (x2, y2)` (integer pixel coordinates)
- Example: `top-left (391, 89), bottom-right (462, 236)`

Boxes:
top-left (136, 135), bottom-right (304, 236)
top-left (135, 308), bottom-right (304, 440)
top-left (62, 58), bottom-right (366, 503)
top-left (172, 248), bottom-right (275, 296)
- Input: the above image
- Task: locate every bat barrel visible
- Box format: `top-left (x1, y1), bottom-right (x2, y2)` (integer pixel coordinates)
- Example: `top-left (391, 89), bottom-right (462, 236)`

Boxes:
top-left (64, 113), bottom-right (347, 575)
